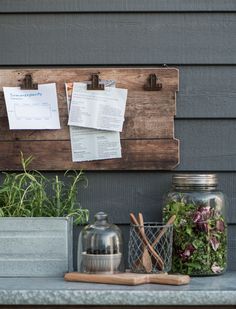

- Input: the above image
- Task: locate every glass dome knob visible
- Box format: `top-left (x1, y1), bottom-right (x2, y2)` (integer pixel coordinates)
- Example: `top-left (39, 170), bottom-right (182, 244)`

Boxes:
top-left (95, 212), bottom-right (108, 221)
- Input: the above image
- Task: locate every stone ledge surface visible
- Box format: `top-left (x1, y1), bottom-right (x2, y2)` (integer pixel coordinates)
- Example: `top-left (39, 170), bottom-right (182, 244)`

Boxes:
top-left (0, 271), bottom-right (236, 306)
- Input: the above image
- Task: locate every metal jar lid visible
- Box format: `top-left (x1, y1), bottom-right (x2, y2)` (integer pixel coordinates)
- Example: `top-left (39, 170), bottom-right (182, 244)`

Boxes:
top-left (172, 174), bottom-right (218, 187)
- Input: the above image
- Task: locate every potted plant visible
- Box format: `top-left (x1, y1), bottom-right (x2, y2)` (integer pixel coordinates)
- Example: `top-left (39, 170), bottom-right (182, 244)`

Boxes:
top-left (0, 153), bottom-right (89, 277)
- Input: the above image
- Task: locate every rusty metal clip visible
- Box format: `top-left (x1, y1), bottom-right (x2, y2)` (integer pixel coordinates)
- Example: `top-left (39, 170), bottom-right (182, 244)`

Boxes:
top-left (144, 74), bottom-right (162, 91)
top-left (20, 74), bottom-right (38, 90)
top-left (87, 73), bottom-right (104, 90)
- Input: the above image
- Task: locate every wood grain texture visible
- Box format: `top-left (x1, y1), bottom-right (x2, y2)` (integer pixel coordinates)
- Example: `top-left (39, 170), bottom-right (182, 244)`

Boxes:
top-left (0, 14), bottom-right (235, 65)
top-left (0, 116), bottom-right (174, 140)
top-left (2, 66), bottom-right (236, 119)
top-left (0, 0), bottom-right (235, 12)
top-left (0, 139), bottom-right (179, 171)
top-left (0, 68), bottom-right (179, 171)
top-left (64, 272), bottom-right (190, 286)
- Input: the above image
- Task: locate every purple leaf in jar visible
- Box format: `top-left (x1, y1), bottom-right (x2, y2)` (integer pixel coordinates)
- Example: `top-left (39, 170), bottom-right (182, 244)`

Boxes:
top-left (198, 206), bottom-right (211, 220)
top-left (196, 221), bottom-right (209, 233)
top-left (210, 236), bottom-right (220, 251)
top-left (211, 262), bottom-right (223, 273)
top-left (193, 211), bottom-right (201, 223)
top-left (179, 244), bottom-right (196, 261)
top-left (216, 220), bottom-right (225, 232)
top-left (193, 206), bottom-right (211, 232)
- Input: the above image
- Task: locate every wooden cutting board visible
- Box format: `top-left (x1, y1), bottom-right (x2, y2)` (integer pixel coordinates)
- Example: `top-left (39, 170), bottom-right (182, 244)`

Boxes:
top-left (64, 272), bottom-right (190, 286)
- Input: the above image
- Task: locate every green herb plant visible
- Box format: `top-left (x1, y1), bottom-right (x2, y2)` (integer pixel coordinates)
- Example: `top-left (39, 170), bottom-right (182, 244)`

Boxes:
top-left (0, 153), bottom-right (89, 225)
top-left (163, 195), bottom-right (227, 276)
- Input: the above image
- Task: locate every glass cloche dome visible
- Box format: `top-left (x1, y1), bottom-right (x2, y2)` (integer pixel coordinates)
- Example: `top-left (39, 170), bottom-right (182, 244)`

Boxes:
top-left (77, 212), bottom-right (124, 273)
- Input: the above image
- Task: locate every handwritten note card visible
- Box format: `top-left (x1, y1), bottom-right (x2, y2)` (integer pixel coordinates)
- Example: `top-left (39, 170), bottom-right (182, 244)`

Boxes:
top-left (68, 82), bottom-right (127, 132)
top-left (3, 83), bottom-right (60, 130)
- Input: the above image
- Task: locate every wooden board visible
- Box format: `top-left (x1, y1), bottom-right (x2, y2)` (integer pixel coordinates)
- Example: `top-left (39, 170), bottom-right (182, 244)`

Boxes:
top-left (64, 272), bottom-right (190, 286)
top-left (0, 68), bottom-right (179, 170)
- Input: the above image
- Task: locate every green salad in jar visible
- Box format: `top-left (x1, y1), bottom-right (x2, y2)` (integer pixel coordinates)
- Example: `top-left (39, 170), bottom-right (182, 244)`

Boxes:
top-left (163, 196), bottom-right (227, 276)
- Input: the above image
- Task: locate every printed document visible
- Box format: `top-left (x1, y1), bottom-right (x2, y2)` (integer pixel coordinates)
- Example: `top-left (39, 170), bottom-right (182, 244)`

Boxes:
top-left (68, 82), bottom-right (127, 132)
top-left (66, 82), bottom-right (121, 162)
top-left (3, 83), bottom-right (60, 130)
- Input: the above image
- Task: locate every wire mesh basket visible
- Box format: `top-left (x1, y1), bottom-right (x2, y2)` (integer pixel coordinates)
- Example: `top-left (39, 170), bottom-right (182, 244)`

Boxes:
top-left (128, 222), bottom-right (173, 273)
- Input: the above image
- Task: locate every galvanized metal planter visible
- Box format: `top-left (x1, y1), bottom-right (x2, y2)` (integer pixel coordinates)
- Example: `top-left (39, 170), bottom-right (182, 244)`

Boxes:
top-left (0, 217), bottom-right (73, 277)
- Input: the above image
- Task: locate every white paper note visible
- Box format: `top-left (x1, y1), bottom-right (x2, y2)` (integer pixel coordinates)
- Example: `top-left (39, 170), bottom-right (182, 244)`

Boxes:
top-left (68, 82), bottom-right (127, 132)
top-left (3, 83), bottom-right (60, 130)
top-left (65, 83), bottom-right (121, 162)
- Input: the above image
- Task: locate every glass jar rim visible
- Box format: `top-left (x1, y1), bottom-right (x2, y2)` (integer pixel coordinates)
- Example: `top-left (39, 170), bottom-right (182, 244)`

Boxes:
top-left (172, 173), bottom-right (218, 187)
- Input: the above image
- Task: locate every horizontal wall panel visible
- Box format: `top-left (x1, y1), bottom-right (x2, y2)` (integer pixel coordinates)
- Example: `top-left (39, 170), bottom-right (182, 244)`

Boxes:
top-left (24, 171), bottom-right (235, 225)
top-left (177, 66), bottom-right (236, 118)
top-left (175, 120), bottom-right (236, 171)
top-left (3, 171), bottom-right (236, 227)
top-left (0, 14), bottom-right (235, 65)
top-left (0, 0), bottom-right (235, 13)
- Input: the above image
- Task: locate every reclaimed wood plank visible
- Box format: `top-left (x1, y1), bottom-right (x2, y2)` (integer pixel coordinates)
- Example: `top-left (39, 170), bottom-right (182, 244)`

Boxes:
top-left (0, 116), bottom-right (174, 140)
top-left (0, 139), bottom-right (179, 171)
top-left (4, 117), bottom-right (236, 171)
top-left (0, 68), bottom-right (179, 92)
top-left (0, 68), bottom-right (178, 170)
top-left (4, 66), bottom-right (236, 119)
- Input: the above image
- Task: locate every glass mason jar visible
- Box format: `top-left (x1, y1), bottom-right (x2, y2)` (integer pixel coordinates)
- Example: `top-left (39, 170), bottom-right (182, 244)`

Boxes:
top-left (162, 174), bottom-right (227, 276)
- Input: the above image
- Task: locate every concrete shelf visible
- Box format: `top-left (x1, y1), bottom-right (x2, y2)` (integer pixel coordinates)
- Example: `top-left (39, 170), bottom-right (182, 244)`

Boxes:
top-left (0, 271), bottom-right (235, 306)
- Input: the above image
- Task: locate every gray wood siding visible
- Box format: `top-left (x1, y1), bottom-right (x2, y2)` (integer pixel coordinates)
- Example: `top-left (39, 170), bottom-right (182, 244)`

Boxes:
top-left (60, 172), bottom-right (236, 224)
top-left (175, 120), bottom-right (236, 171)
top-left (0, 3), bottom-right (235, 270)
top-left (0, 0), bottom-right (235, 12)
top-left (176, 66), bottom-right (236, 118)
top-left (0, 13), bottom-right (235, 65)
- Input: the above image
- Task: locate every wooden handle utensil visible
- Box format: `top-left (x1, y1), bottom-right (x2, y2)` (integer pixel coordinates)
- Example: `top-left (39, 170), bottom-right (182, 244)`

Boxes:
top-left (151, 215), bottom-right (176, 248)
top-left (130, 213), bottom-right (164, 270)
top-left (130, 213), bottom-right (176, 271)
top-left (137, 213), bottom-right (153, 272)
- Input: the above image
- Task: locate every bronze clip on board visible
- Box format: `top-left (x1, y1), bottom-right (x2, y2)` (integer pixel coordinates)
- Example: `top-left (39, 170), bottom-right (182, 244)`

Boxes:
top-left (87, 73), bottom-right (104, 90)
top-left (144, 73), bottom-right (162, 91)
top-left (20, 74), bottom-right (38, 90)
